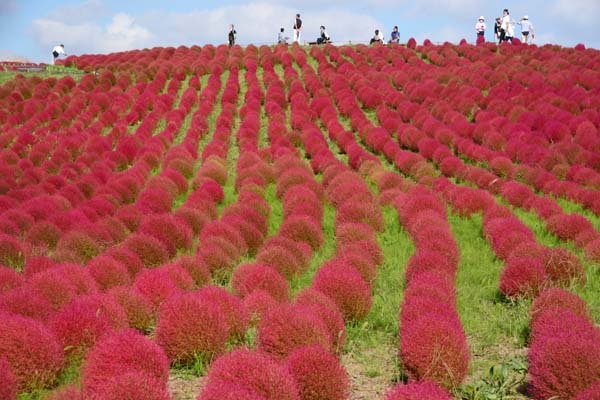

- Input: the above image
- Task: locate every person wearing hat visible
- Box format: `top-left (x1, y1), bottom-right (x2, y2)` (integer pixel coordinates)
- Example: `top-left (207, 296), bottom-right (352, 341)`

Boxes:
top-left (475, 16), bottom-right (486, 43)
top-left (519, 15), bottom-right (535, 44)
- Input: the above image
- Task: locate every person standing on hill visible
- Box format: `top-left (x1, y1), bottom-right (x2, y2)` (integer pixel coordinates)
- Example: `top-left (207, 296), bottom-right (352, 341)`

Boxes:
top-left (293, 14), bottom-right (302, 43)
top-left (499, 9), bottom-right (510, 44)
top-left (494, 17), bottom-right (502, 42)
top-left (228, 24), bottom-right (237, 47)
top-left (52, 44), bottom-right (66, 65)
top-left (475, 16), bottom-right (486, 42)
top-left (519, 15), bottom-right (535, 44)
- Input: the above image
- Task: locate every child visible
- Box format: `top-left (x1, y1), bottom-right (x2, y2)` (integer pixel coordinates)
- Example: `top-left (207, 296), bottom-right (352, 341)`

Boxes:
top-left (278, 28), bottom-right (289, 44)
top-left (475, 16), bottom-right (486, 41)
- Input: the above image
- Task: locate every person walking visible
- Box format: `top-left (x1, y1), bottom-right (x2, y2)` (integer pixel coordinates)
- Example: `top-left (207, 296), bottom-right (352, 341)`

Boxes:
top-left (475, 16), bottom-right (486, 43)
top-left (389, 26), bottom-right (400, 44)
top-left (293, 14), bottom-right (302, 43)
top-left (228, 24), bottom-right (237, 47)
top-left (316, 25), bottom-right (331, 44)
top-left (519, 15), bottom-right (535, 44)
top-left (52, 44), bottom-right (66, 65)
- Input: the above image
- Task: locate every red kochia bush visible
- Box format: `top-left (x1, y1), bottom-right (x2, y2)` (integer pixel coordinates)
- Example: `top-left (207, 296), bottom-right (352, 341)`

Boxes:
top-left (530, 288), bottom-right (590, 325)
top-left (49, 293), bottom-right (128, 357)
top-left (88, 254), bottom-right (132, 290)
top-left (258, 304), bottom-right (333, 359)
top-left (279, 215), bottom-right (324, 250)
top-left (541, 247), bottom-right (585, 286)
top-left (122, 233), bottom-right (170, 267)
top-left (0, 234), bottom-right (25, 270)
top-left (138, 214), bottom-right (193, 257)
top-left (155, 291), bottom-right (229, 363)
top-left (499, 257), bottom-right (548, 299)
top-left (528, 313), bottom-right (600, 400)
top-left (575, 381), bottom-right (600, 400)
top-left (87, 371), bottom-right (172, 400)
top-left (0, 312), bottom-right (64, 391)
top-left (400, 314), bottom-right (470, 390)
top-left (81, 329), bottom-right (169, 397)
top-left (231, 262), bottom-right (289, 302)
top-left (385, 380), bottom-right (452, 400)
top-left (0, 266), bottom-right (23, 293)
top-left (284, 345), bottom-right (349, 400)
top-left (200, 348), bottom-right (300, 400)
top-left (0, 285), bottom-right (53, 321)
top-left (197, 285), bottom-right (249, 340)
top-left (133, 265), bottom-right (192, 309)
top-left (0, 357), bottom-right (17, 400)
top-left (313, 263), bottom-right (372, 321)
top-left (109, 286), bottom-right (155, 332)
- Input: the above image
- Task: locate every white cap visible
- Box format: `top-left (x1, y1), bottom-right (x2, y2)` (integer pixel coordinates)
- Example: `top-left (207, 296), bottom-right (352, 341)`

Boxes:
top-left (523, 15), bottom-right (528, 19)
top-left (479, 16), bottom-right (485, 20)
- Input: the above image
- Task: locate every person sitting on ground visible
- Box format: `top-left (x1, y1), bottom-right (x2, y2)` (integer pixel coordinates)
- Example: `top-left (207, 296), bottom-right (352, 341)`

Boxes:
top-left (370, 29), bottom-right (384, 45)
top-left (52, 44), bottom-right (66, 65)
top-left (316, 25), bottom-right (331, 44)
top-left (475, 16), bottom-right (486, 41)
top-left (389, 26), bottom-right (400, 44)
top-left (518, 15), bottom-right (535, 44)
top-left (278, 27), bottom-right (289, 44)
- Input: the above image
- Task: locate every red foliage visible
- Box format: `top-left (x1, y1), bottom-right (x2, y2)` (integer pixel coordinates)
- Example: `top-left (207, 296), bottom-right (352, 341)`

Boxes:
top-left (49, 293), bottom-right (128, 357)
top-left (279, 215), bottom-right (324, 250)
top-left (0, 266), bottom-right (23, 293)
top-left (584, 238), bottom-right (600, 262)
top-left (133, 265), bottom-right (192, 308)
top-left (109, 286), bottom-right (155, 332)
top-left (0, 234), bottom-right (25, 270)
top-left (0, 285), bottom-right (53, 321)
top-left (541, 247), bottom-right (585, 286)
top-left (385, 381), bottom-right (452, 400)
top-left (405, 250), bottom-right (456, 284)
top-left (156, 291), bottom-right (229, 363)
top-left (231, 262), bottom-right (290, 302)
top-left (400, 313), bottom-right (470, 390)
top-left (87, 371), bottom-right (172, 400)
top-left (197, 285), bottom-right (249, 340)
top-left (122, 233), bottom-right (170, 267)
top-left (546, 214), bottom-right (594, 242)
top-left (138, 214), bottom-right (193, 257)
top-left (258, 303), bottom-right (333, 359)
top-left (81, 329), bottom-right (169, 397)
top-left (88, 254), bottom-right (132, 290)
top-left (0, 312), bottom-right (64, 391)
top-left (499, 257), bottom-right (548, 299)
top-left (335, 200), bottom-right (385, 232)
top-left (54, 230), bottom-right (101, 264)
top-left (284, 345), bottom-right (350, 400)
top-left (0, 357), bottom-right (17, 400)
top-left (312, 263), bottom-right (372, 321)
top-left (574, 381), bottom-right (600, 400)
top-left (530, 288), bottom-right (590, 325)
top-left (25, 220), bottom-right (62, 250)
top-left (200, 348), bottom-right (300, 400)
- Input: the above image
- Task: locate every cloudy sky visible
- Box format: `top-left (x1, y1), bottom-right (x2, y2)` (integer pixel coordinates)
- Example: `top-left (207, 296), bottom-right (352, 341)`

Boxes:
top-left (1, 0), bottom-right (598, 63)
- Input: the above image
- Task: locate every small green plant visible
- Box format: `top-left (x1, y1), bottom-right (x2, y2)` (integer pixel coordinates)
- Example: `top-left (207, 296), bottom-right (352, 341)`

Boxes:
top-left (458, 357), bottom-right (528, 399)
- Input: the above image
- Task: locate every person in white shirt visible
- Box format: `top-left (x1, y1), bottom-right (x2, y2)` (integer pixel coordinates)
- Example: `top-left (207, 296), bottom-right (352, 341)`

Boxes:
top-left (499, 9), bottom-right (511, 44)
top-left (52, 44), bottom-right (66, 65)
top-left (519, 15), bottom-right (535, 44)
top-left (317, 26), bottom-right (331, 44)
top-left (278, 28), bottom-right (289, 44)
top-left (370, 29), bottom-right (384, 45)
top-left (475, 16), bottom-right (486, 42)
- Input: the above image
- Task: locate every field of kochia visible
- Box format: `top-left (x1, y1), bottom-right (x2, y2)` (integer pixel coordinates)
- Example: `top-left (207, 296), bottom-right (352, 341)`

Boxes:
top-left (0, 39), bottom-right (599, 400)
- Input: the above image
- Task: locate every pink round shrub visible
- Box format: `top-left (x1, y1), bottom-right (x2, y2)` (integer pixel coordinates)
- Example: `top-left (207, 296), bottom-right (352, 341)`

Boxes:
top-left (499, 257), bottom-right (548, 299)
top-left (284, 345), bottom-right (349, 400)
top-left (231, 262), bottom-right (289, 302)
top-left (200, 348), bottom-right (300, 400)
top-left (0, 312), bottom-right (64, 391)
top-left (88, 371), bottom-right (172, 400)
top-left (88, 254), bottom-right (132, 290)
top-left (81, 329), bottom-right (169, 396)
top-left (109, 286), bottom-right (156, 332)
top-left (313, 263), bottom-right (372, 321)
top-left (0, 357), bottom-right (17, 400)
top-left (197, 285), bottom-right (249, 340)
top-left (155, 292), bottom-right (229, 363)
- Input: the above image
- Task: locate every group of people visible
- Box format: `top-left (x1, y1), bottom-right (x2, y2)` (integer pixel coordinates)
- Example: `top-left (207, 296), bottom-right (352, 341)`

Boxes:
top-left (475, 9), bottom-right (535, 44)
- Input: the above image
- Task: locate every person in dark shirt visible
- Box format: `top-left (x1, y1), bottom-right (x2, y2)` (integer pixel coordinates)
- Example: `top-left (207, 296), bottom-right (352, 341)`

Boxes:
top-left (228, 24), bottom-right (237, 47)
top-left (389, 26), bottom-right (400, 44)
top-left (317, 25), bottom-right (331, 44)
top-left (293, 14), bottom-right (302, 43)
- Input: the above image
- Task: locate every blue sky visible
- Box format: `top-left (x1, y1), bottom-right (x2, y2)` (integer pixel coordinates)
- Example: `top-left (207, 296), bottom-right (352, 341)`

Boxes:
top-left (1, 0), bottom-right (598, 63)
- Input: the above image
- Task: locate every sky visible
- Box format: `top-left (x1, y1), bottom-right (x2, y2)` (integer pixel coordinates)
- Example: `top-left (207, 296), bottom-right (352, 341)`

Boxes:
top-left (0, 0), bottom-right (598, 63)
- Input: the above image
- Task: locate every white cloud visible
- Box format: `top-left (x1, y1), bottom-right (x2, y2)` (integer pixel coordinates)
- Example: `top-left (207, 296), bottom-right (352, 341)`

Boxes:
top-left (550, 0), bottom-right (600, 26)
top-left (32, 13), bottom-right (153, 56)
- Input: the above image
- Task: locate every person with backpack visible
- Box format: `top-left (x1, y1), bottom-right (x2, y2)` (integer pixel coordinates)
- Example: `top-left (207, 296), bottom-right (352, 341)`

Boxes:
top-left (293, 14), bottom-right (302, 43)
top-left (228, 24), bottom-right (237, 47)
top-left (316, 26), bottom-right (331, 44)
